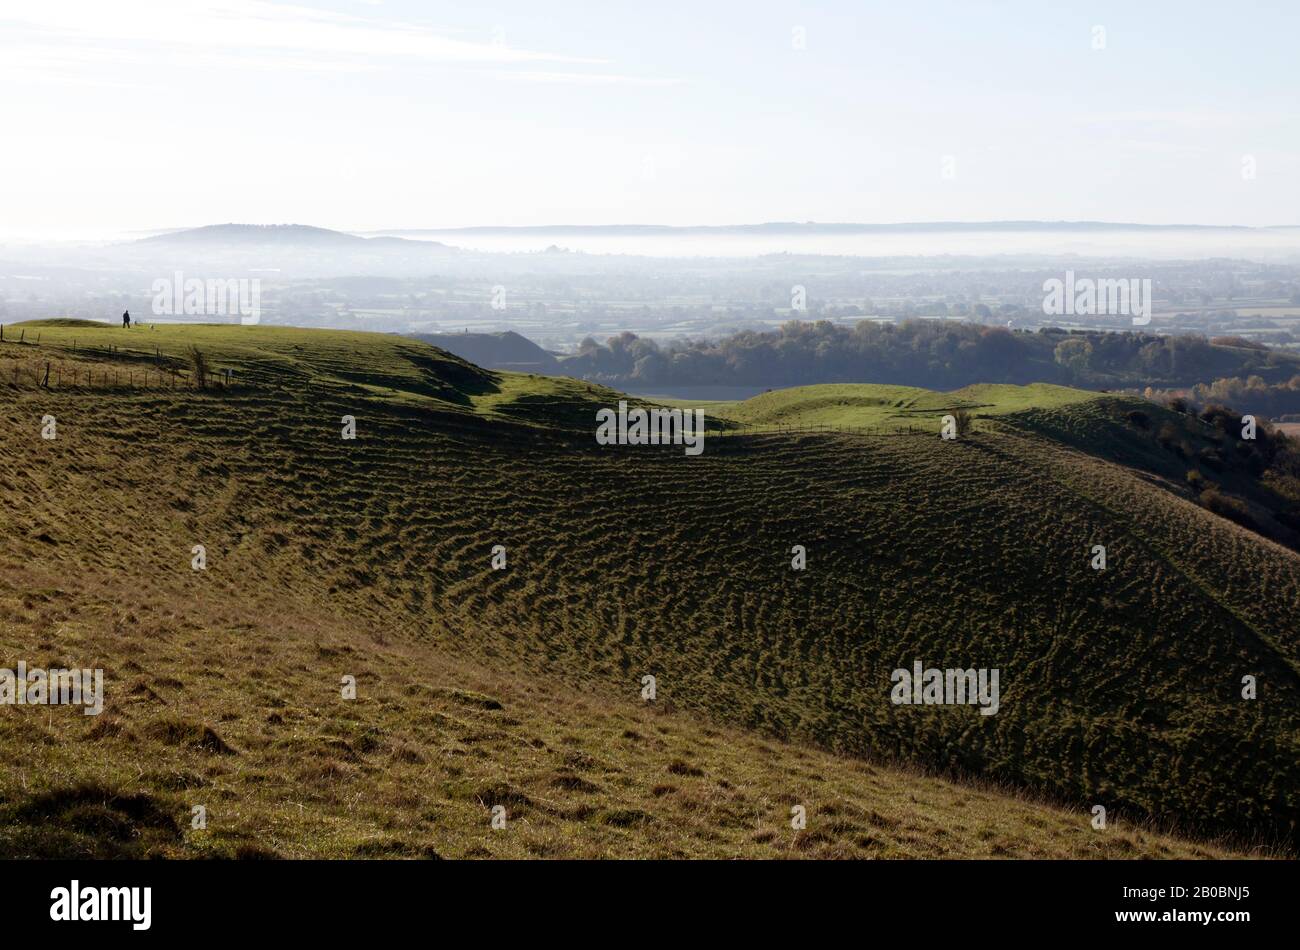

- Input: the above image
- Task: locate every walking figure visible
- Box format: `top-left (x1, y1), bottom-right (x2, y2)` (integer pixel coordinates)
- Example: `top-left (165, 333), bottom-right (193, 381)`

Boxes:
top-left (122, 310), bottom-right (131, 328)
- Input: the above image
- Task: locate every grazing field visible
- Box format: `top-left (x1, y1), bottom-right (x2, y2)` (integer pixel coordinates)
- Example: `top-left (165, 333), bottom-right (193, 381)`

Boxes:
top-left (0, 320), bottom-right (1295, 857)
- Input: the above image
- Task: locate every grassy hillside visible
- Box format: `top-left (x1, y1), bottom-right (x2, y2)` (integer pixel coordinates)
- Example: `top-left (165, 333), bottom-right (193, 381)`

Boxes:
top-left (1, 564), bottom-right (1230, 860)
top-left (1, 320), bottom-right (1296, 856)
top-left (412, 331), bottom-right (561, 374)
top-left (672, 382), bottom-right (1101, 432)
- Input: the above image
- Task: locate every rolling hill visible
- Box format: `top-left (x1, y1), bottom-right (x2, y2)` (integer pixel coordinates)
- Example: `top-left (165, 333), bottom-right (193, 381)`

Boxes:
top-left (0, 319), bottom-right (1295, 857)
top-left (412, 331), bottom-right (561, 374)
top-left (665, 382), bottom-right (1102, 432)
top-left (138, 224), bottom-right (427, 248)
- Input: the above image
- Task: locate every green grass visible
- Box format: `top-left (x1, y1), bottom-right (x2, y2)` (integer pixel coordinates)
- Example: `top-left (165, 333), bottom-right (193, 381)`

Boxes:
top-left (0, 321), bottom-right (1295, 857)
top-left (1, 617), bottom-right (1238, 859)
top-left (10, 319), bottom-right (645, 429)
top-left (668, 382), bottom-right (1105, 434)
top-left (949, 382), bottom-right (1106, 414)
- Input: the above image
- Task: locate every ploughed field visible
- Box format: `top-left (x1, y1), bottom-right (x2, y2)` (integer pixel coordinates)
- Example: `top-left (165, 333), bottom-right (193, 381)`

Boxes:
top-left (0, 321), bottom-right (1295, 858)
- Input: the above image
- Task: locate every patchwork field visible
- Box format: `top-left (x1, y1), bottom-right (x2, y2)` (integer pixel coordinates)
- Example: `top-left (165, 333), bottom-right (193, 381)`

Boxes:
top-left (0, 320), bottom-right (1295, 858)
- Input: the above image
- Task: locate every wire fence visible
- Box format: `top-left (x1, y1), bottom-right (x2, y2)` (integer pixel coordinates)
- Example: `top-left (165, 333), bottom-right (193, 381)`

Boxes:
top-left (1, 359), bottom-right (191, 390)
top-left (1, 332), bottom-right (238, 391)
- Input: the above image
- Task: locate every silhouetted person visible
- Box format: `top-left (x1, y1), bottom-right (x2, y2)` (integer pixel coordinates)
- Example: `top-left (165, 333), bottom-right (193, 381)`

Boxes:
top-left (122, 310), bottom-right (131, 328)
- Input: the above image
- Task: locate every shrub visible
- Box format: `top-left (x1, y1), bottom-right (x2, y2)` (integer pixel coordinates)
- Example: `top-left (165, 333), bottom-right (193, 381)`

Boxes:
top-left (1198, 447), bottom-right (1225, 472)
top-left (1234, 445), bottom-right (1266, 476)
top-left (1200, 404), bottom-right (1236, 432)
top-left (1210, 335), bottom-right (1267, 350)
top-left (1199, 489), bottom-right (1258, 530)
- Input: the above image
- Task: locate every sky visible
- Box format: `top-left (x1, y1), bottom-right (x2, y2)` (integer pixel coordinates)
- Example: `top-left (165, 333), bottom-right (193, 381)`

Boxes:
top-left (0, 0), bottom-right (1297, 238)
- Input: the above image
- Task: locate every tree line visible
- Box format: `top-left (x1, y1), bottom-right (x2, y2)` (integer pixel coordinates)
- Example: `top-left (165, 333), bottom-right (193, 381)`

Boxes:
top-left (561, 319), bottom-right (1299, 391)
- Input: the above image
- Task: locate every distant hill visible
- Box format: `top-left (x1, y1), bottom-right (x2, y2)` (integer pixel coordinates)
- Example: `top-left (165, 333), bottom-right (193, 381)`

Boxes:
top-left (372, 220), bottom-right (1288, 238)
top-left (413, 330), bottom-right (560, 373)
top-left (139, 223), bottom-right (436, 248)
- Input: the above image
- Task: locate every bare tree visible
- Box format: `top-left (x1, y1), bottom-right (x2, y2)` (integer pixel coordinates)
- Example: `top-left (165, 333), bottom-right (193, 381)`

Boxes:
top-left (188, 346), bottom-right (209, 389)
top-left (954, 409), bottom-right (974, 437)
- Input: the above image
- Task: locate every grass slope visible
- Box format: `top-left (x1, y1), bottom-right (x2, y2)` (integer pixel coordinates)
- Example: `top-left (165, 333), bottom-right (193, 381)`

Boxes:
top-left (0, 321), bottom-right (1295, 856)
top-left (673, 382), bottom-right (1103, 433)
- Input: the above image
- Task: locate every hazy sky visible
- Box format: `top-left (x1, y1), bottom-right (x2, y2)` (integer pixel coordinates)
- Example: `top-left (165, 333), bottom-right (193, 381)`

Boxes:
top-left (1, 0), bottom-right (1297, 237)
